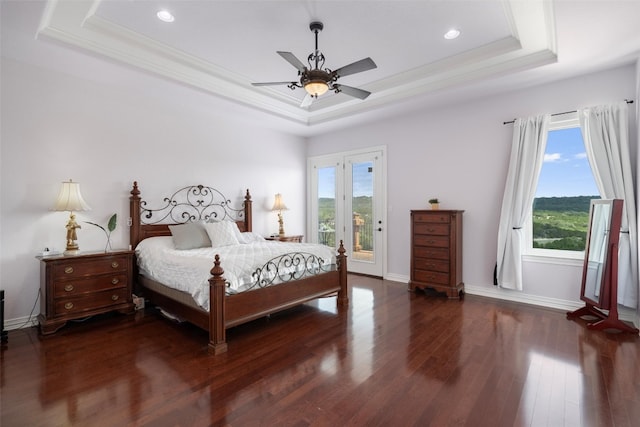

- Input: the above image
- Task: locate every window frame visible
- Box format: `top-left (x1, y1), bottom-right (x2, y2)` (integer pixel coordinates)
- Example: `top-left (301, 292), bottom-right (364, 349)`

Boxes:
top-left (523, 112), bottom-right (598, 262)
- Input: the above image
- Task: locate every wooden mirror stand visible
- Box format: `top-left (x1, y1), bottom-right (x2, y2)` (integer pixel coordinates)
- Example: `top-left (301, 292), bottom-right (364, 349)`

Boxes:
top-left (567, 199), bottom-right (638, 333)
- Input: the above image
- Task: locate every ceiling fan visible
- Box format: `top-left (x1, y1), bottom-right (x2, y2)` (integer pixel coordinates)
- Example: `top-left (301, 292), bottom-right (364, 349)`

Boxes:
top-left (252, 21), bottom-right (377, 107)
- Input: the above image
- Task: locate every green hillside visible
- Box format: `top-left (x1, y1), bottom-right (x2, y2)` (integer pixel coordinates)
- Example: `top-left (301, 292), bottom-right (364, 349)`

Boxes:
top-left (319, 195), bottom-right (598, 252)
top-left (532, 196), bottom-right (599, 251)
top-left (533, 195), bottom-right (598, 212)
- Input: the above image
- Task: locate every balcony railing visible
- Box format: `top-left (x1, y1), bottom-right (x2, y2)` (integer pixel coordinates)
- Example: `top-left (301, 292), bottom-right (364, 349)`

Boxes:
top-left (317, 212), bottom-right (373, 252)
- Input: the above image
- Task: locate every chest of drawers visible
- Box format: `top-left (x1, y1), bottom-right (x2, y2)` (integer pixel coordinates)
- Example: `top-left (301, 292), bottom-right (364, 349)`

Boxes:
top-left (409, 210), bottom-right (464, 299)
top-left (38, 250), bottom-right (135, 334)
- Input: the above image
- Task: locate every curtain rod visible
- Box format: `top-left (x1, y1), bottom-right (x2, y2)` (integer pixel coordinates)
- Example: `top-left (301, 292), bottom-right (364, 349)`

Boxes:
top-left (502, 99), bottom-right (635, 125)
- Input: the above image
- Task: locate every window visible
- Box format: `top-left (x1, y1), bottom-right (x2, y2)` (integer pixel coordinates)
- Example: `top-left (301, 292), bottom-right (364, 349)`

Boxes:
top-left (525, 113), bottom-right (601, 259)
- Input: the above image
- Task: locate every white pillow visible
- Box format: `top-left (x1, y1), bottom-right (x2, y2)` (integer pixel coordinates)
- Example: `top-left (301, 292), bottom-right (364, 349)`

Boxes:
top-left (203, 221), bottom-right (241, 248)
top-left (207, 218), bottom-right (245, 242)
top-left (241, 232), bottom-right (265, 243)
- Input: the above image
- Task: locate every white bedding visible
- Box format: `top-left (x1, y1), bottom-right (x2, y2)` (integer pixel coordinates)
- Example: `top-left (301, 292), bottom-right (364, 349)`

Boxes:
top-left (135, 236), bottom-right (336, 311)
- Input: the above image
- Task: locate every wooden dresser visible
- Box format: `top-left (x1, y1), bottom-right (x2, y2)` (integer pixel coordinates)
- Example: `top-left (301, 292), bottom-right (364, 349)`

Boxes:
top-left (38, 250), bottom-right (135, 334)
top-left (409, 210), bottom-right (464, 299)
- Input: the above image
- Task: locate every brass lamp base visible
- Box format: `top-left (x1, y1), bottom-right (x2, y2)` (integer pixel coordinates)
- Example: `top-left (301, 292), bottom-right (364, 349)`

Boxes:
top-left (278, 211), bottom-right (285, 237)
top-left (64, 246), bottom-right (79, 256)
top-left (64, 212), bottom-right (81, 256)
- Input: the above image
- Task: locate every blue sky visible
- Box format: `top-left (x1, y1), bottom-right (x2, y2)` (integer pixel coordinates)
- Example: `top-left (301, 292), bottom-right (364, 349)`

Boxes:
top-left (318, 162), bottom-right (374, 198)
top-left (535, 127), bottom-right (599, 198)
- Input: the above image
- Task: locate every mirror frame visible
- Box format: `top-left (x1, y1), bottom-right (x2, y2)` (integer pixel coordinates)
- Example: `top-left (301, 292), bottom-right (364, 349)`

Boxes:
top-left (579, 199), bottom-right (623, 310)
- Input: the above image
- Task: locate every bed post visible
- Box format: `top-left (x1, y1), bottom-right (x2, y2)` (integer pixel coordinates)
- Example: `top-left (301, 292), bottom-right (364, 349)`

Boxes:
top-left (208, 255), bottom-right (228, 354)
top-left (337, 240), bottom-right (349, 306)
top-left (244, 189), bottom-right (252, 232)
top-left (129, 181), bottom-right (141, 249)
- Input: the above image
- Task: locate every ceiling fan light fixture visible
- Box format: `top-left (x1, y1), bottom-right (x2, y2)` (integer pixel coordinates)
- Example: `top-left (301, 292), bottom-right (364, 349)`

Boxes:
top-left (304, 81), bottom-right (329, 97)
top-left (252, 21), bottom-right (377, 104)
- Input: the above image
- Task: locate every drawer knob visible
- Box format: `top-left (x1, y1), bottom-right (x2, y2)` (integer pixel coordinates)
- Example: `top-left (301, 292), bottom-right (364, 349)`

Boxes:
top-left (111, 294), bottom-right (119, 301)
top-left (111, 278), bottom-right (120, 285)
top-left (64, 302), bottom-right (74, 310)
top-left (64, 284), bottom-right (74, 292)
top-left (64, 266), bottom-right (74, 274)
top-left (111, 261), bottom-right (119, 269)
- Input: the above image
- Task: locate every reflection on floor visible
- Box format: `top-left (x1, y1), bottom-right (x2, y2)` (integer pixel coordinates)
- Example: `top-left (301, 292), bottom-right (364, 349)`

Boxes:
top-left (2, 274), bottom-right (639, 426)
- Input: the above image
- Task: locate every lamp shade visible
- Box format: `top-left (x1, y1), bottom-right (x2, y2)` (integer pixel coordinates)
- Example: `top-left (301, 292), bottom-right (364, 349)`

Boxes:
top-left (271, 193), bottom-right (288, 211)
top-left (52, 180), bottom-right (91, 212)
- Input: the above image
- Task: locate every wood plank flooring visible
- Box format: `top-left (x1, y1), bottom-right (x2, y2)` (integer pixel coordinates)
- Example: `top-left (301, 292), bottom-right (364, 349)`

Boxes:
top-left (2, 275), bottom-right (639, 426)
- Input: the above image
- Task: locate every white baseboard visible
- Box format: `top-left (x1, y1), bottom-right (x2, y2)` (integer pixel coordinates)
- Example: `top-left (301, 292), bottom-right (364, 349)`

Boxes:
top-left (382, 274), bottom-right (638, 327)
top-left (4, 315), bottom-right (38, 331)
top-left (383, 273), bottom-right (409, 283)
top-left (464, 284), bottom-right (637, 324)
top-left (6, 280), bottom-right (638, 331)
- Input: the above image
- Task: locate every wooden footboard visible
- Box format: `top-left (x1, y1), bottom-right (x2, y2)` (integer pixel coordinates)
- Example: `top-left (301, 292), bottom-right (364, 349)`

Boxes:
top-left (207, 243), bottom-right (348, 354)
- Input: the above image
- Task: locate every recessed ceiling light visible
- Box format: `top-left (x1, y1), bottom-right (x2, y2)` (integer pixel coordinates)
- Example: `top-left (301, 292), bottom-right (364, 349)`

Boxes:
top-left (444, 29), bottom-right (460, 40)
top-left (157, 10), bottom-right (175, 23)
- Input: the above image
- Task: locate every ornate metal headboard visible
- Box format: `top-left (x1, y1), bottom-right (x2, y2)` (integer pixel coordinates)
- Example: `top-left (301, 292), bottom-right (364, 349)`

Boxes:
top-left (129, 181), bottom-right (252, 249)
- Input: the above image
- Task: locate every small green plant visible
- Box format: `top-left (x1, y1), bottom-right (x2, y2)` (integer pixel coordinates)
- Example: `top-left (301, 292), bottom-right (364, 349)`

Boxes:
top-left (428, 198), bottom-right (439, 204)
top-left (86, 213), bottom-right (117, 252)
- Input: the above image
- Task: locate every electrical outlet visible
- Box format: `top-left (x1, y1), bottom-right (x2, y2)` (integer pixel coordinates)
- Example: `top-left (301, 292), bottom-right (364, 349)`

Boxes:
top-left (132, 294), bottom-right (145, 310)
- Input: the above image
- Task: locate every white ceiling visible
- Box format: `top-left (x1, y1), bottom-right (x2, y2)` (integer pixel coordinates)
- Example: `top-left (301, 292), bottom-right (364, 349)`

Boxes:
top-left (4, 1), bottom-right (640, 136)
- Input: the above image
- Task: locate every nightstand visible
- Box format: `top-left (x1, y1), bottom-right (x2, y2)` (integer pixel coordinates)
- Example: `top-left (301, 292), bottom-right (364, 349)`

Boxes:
top-left (37, 250), bottom-right (135, 335)
top-left (265, 235), bottom-right (304, 243)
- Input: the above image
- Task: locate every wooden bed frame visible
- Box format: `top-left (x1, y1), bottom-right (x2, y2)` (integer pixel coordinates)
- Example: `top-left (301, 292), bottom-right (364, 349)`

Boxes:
top-left (129, 181), bottom-right (348, 354)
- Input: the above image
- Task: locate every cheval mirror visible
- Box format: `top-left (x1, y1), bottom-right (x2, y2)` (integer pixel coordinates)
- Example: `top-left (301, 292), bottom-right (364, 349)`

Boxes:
top-left (567, 199), bottom-right (638, 333)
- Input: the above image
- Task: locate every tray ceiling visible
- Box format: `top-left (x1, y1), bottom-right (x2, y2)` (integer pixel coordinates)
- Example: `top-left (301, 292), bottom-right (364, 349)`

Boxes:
top-left (25, 1), bottom-right (640, 133)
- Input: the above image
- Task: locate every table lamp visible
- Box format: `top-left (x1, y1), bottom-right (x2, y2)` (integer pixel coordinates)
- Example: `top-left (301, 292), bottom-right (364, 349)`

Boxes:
top-left (271, 193), bottom-right (288, 237)
top-left (52, 179), bottom-right (91, 255)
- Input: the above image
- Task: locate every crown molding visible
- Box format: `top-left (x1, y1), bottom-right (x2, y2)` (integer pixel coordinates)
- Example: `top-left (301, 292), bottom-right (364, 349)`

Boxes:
top-left (37, 0), bottom-right (558, 127)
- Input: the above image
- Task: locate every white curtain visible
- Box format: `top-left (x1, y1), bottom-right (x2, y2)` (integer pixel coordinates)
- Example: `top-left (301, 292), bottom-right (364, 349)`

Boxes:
top-left (496, 114), bottom-right (550, 290)
top-left (579, 102), bottom-right (638, 308)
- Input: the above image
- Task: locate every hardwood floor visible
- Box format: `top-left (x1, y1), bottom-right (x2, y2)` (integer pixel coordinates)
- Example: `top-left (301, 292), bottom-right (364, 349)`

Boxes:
top-left (2, 275), bottom-right (639, 426)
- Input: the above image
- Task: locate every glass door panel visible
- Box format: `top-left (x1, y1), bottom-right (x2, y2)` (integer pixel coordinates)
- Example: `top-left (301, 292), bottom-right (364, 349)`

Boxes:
top-left (345, 152), bottom-right (383, 277)
top-left (317, 166), bottom-right (337, 248)
top-left (308, 149), bottom-right (384, 278)
top-left (350, 161), bottom-right (374, 262)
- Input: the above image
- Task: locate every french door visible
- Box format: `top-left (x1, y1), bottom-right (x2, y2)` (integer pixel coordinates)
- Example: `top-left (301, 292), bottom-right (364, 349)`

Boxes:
top-left (308, 148), bottom-right (385, 277)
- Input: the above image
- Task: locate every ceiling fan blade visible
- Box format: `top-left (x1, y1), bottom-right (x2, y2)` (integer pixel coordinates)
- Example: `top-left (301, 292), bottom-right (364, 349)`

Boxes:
top-left (300, 94), bottom-right (313, 108)
top-left (334, 84), bottom-right (371, 100)
top-left (252, 81), bottom-right (296, 87)
top-left (333, 57), bottom-right (377, 78)
top-left (277, 51), bottom-right (307, 73)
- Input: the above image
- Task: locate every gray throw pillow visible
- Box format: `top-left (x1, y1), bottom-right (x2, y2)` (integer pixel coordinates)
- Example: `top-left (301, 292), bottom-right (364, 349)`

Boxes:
top-left (168, 221), bottom-right (211, 250)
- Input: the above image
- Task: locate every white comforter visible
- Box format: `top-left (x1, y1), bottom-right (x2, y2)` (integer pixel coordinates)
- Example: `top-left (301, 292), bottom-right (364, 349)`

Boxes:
top-left (135, 236), bottom-right (335, 310)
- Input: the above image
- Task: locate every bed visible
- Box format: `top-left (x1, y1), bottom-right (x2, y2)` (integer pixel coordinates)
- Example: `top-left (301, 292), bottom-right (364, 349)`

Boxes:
top-left (129, 181), bottom-right (348, 354)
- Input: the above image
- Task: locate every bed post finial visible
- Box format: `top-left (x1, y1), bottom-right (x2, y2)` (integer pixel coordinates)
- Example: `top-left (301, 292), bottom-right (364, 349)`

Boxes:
top-left (337, 240), bottom-right (348, 306)
top-left (209, 255), bottom-right (228, 354)
top-left (129, 181), bottom-right (141, 251)
top-left (244, 189), bottom-right (252, 232)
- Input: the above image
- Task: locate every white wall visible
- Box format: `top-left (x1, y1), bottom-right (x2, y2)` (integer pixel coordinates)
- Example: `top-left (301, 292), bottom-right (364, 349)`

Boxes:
top-left (636, 57), bottom-right (640, 327)
top-left (0, 58), bottom-right (307, 324)
top-left (307, 64), bottom-right (638, 308)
